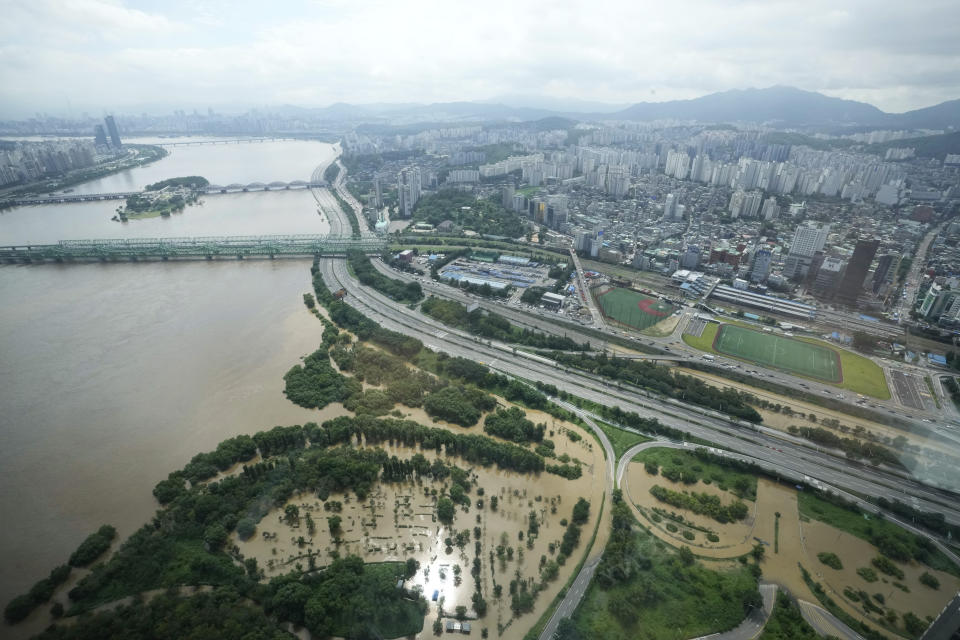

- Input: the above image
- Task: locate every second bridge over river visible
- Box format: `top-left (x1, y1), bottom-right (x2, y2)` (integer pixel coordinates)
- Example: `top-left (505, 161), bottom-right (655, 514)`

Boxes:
top-left (1, 234), bottom-right (386, 263)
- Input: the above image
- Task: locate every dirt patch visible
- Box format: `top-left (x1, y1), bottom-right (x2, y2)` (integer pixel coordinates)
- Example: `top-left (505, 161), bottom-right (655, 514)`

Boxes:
top-left (642, 312), bottom-right (681, 337)
top-left (676, 367), bottom-right (937, 451)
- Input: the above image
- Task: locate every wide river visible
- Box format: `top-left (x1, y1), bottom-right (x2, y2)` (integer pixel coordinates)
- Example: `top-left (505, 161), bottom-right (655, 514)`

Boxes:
top-left (0, 139), bottom-right (343, 610)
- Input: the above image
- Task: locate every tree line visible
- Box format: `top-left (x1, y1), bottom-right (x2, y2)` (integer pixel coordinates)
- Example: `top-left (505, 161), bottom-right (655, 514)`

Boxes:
top-left (422, 384), bottom-right (496, 427)
top-left (421, 296), bottom-right (587, 351)
top-left (648, 485), bottom-right (749, 524)
top-left (4, 563), bottom-right (71, 623)
top-left (347, 251), bottom-right (422, 304)
top-left (50, 413), bottom-right (566, 631)
top-left (32, 587), bottom-right (295, 640)
top-left (311, 259), bottom-right (423, 359)
top-left (145, 176), bottom-right (209, 191)
top-left (548, 351), bottom-right (762, 422)
top-left (484, 406), bottom-right (545, 443)
top-left (283, 347), bottom-right (361, 411)
top-left (330, 190), bottom-right (360, 238)
top-left (787, 424), bottom-right (902, 467)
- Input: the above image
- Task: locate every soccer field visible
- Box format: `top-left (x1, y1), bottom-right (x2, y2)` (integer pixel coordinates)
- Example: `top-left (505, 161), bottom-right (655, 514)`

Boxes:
top-left (596, 287), bottom-right (675, 331)
top-left (712, 324), bottom-right (842, 383)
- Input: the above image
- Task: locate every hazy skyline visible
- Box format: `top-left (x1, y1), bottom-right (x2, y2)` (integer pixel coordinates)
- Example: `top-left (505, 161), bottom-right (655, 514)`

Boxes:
top-left (1, 0), bottom-right (959, 119)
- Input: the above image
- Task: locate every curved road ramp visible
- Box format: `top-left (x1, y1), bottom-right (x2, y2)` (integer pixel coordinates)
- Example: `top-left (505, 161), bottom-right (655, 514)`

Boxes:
top-left (691, 582), bottom-right (776, 640)
top-left (798, 600), bottom-right (866, 640)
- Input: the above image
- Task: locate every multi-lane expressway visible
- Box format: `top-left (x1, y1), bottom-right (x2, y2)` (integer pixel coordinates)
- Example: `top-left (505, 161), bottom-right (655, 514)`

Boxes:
top-left (368, 255), bottom-right (948, 432)
top-left (315, 167), bottom-right (959, 638)
top-left (320, 253), bottom-right (960, 640)
top-left (318, 256), bottom-right (960, 524)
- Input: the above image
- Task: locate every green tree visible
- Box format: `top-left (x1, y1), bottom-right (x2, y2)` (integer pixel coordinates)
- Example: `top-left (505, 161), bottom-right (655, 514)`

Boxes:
top-left (327, 515), bottom-right (342, 536)
top-left (203, 523), bottom-right (228, 550)
top-left (236, 517), bottom-right (256, 540)
top-left (437, 497), bottom-right (456, 524)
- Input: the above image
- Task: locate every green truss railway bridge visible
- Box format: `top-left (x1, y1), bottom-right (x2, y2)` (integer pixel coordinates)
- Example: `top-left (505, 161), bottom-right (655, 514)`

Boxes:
top-left (0, 235), bottom-right (387, 263)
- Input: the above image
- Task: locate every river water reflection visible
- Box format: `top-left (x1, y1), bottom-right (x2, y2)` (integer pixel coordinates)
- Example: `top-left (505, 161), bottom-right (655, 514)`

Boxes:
top-left (0, 139), bottom-right (340, 612)
top-left (68, 138), bottom-right (335, 194)
top-left (0, 189), bottom-right (330, 245)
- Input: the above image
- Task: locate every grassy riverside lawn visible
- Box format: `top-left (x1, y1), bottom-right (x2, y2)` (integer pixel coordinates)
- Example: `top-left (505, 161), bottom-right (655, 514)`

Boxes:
top-left (757, 591), bottom-right (821, 640)
top-left (631, 447), bottom-right (758, 499)
top-left (595, 287), bottom-right (676, 332)
top-left (572, 508), bottom-right (760, 639)
top-left (594, 420), bottom-right (652, 461)
top-left (682, 322), bottom-right (890, 399)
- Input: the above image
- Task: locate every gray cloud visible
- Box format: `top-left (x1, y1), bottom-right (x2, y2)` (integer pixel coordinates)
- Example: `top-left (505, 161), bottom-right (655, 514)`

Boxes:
top-left (0, 0), bottom-right (957, 117)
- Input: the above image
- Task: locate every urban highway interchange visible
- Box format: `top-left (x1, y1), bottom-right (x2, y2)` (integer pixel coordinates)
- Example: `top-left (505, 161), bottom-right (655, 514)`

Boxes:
top-left (308, 174), bottom-right (960, 638)
top-left (318, 255), bottom-right (960, 523)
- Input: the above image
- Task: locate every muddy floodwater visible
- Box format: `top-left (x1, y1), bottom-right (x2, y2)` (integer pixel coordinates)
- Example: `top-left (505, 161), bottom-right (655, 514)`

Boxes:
top-left (0, 189), bottom-right (331, 245)
top-left (623, 454), bottom-right (960, 637)
top-left (0, 138), bottom-right (341, 614)
top-left (0, 260), bottom-right (327, 611)
top-left (236, 414), bottom-right (607, 640)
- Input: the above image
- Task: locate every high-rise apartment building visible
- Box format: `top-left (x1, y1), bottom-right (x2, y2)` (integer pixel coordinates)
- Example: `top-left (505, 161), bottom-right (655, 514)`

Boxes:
top-left (872, 254), bottom-right (898, 294)
top-left (789, 223), bottom-right (830, 257)
top-left (501, 186), bottom-right (515, 210)
top-left (761, 196), bottom-right (780, 220)
top-left (104, 115), bottom-right (122, 148)
top-left (93, 125), bottom-right (108, 147)
top-left (783, 223), bottom-right (830, 280)
top-left (373, 176), bottom-right (383, 209)
top-left (750, 249), bottom-right (772, 282)
top-left (836, 238), bottom-right (880, 305)
top-left (741, 190), bottom-right (763, 219)
top-left (663, 193), bottom-right (677, 220)
top-left (397, 166), bottom-right (422, 219)
top-left (728, 190), bottom-right (745, 218)
top-left (606, 165), bottom-right (630, 198)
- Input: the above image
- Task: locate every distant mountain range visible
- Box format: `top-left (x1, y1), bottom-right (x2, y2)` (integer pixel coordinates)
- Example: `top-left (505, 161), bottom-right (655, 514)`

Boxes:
top-left (286, 86), bottom-right (960, 130)
top-left (607, 86), bottom-right (960, 129)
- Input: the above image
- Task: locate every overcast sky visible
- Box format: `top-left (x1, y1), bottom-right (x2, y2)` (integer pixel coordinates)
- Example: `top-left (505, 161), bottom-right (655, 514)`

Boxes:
top-left (1, 0), bottom-right (958, 118)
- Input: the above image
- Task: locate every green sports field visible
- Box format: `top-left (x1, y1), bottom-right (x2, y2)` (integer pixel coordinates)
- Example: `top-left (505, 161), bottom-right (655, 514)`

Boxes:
top-left (596, 287), bottom-right (675, 331)
top-left (713, 324), bottom-right (842, 383)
